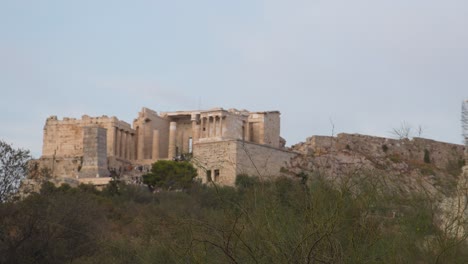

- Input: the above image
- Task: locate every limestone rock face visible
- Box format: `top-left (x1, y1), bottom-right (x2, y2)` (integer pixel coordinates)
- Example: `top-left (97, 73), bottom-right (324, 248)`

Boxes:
top-left (288, 133), bottom-right (465, 195)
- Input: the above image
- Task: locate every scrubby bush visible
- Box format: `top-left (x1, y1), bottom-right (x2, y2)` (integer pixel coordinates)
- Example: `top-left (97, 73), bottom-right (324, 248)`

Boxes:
top-left (142, 160), bottom-right (197, 191)
top-left (1, 173), bottom-right (468, 263)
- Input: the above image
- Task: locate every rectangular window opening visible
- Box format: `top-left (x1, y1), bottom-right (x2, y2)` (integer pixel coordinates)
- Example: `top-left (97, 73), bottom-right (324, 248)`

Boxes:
top-left (206, 170), bottom-right (212, 182)
top-left (214, 169), bottom-right (220, 182)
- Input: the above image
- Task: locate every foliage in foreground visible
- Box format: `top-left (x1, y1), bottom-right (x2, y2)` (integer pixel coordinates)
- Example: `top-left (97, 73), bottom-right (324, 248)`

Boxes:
top-left (1, 175), bottom-right (467, 264)
top-left (142, 160), bottom-right (197, 191)
top-left (0, 140), bottom-right (31, 202)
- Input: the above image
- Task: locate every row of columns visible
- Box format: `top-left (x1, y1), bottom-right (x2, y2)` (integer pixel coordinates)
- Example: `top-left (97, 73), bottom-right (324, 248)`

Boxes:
top-left (114, 127), bottom-right (135, 160)
top-left (199, 115), bottom-right (224, 139)
top-left (134, 115), bottom-right (226, 160)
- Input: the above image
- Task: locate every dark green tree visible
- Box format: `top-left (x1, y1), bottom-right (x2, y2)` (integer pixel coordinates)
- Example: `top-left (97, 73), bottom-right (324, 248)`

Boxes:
top-left (142, 160), bottom-right (197, 190)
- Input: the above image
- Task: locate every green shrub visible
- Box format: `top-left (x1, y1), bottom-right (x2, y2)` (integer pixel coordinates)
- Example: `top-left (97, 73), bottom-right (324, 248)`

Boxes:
top-left (142, 160), bottom-right (197, 191)
top-left (235, 174), bottom-right (259, 189)
top-left (382, 144), bottom-right (389, 152)
top-left (424, 149), bottom-right (431, 163)
top-left (445, 157), bottom-right (465, 176)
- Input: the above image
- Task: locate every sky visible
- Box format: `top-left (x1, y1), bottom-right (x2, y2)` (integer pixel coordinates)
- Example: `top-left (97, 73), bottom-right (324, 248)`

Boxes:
top-left (1, 0), bottom-right (467, 158)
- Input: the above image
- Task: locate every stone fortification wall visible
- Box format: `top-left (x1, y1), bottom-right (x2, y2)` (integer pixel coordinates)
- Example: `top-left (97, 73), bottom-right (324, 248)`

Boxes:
top-left (29, 157), bottom-right (82, 179)
top-left (235, 140), bottom-right (296, 180)
top-left (193, 140), bottom-right (297, 186)
top-left (42, 115), bottom-right (134, 159)
top-left (193, 140), bottom-right (238, 185)
top-left (78, 127), bottom-right (109, 178)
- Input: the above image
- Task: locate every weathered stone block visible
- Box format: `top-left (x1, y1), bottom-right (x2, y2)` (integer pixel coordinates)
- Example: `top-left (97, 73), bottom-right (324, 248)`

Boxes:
top-left (79, 126), bottom-right (109, 178)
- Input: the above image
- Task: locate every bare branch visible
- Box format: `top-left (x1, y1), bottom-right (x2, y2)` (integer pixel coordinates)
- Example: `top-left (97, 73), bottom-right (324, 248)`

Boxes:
top-left (0, 140), bottom-right (31, 202)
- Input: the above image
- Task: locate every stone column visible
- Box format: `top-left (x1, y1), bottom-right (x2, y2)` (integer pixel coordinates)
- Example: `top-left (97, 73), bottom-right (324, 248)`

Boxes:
top-left (219, 116), bottom-right (223, 138)
top-left (113, 127), bottom-right (118, 156)
top-left (245, 122), bottom-right (250, 142)
top-left (192, 120), bottom-right (199, 142)
top-left (129, 134), bottom-right (134, 160)
top-left (207, 116), bottom-right (211, 137)
top-left (213, 116), bottom-right (218, 137)
top-left (137, 127), bottom-right (144, 160)
top-left (152, 129), bottom-right (160, 160)
top-left (126, 132), bottom-right (132, 160)
top-left (191, 114), bottom-right (200, 142)
top-left (116, 128), bottom-right (121, 157)
top-left (121, 131), bottom-right (127, 160)
top-left (168, 121), bottom-right (177, 159)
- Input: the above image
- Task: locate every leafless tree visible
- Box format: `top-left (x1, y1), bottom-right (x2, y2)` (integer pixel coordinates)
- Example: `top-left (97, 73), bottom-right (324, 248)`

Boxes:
top-left (391, 121), bottom-right (412, 139)
top-left (0, 140), bottom-right (31, 202)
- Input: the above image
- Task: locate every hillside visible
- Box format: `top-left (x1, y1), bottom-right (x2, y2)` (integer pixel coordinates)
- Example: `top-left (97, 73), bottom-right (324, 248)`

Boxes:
top-left (287, 133), bottom-right (465, 195)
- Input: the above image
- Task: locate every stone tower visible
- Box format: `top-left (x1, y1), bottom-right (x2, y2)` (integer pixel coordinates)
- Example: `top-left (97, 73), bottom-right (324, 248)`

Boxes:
top-left (79, 126), bottom-right (109, 178)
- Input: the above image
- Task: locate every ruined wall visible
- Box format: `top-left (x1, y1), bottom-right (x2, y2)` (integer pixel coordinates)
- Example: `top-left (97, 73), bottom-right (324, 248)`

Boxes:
top-left (222, 113), bottom-right (246, 140)
top-left (246, 112), bottom-right (281, 148)
top-left (193, 140), bottom-right (296, 186)
top-left (42, 117), bottom-right (83, 157)
top-left (247, 114), bottom-right (263, 144)
top-left (193, 140), bottom-right (238, 185)
top-left (235, 141), bottom-right (296, 180)
top-left (79, 127), bottom-right (109, 178)
top-left (29, 157), bottom-right (82, 179)
top-left (175, 119), bottom-right (193, 155)
top-left (133, 108), bottom-right (170, 160)
top-left (42, 115), bottom-right (134, 160)
top-left (262, 112), bottom-right (280, 147)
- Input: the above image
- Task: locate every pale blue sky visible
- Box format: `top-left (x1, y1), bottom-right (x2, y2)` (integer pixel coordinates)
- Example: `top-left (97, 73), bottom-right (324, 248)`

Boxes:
top-left (1, 0), bottom-right (467, 157)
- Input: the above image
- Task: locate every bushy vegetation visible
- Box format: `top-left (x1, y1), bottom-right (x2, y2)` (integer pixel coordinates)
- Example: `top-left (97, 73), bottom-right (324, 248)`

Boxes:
top-left (1, 174), bottom-right (467, 263)
top-left (142, 160), bottom-right (197, 191)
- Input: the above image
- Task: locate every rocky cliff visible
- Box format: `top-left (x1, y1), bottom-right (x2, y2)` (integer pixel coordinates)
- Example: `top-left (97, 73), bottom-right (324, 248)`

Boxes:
top-left (287, 133), bottom-right (465, 195)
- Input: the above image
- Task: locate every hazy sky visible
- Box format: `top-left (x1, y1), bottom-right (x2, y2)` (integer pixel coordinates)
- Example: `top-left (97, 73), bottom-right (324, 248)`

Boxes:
top-left (1, 0), bottom-right (467, 157)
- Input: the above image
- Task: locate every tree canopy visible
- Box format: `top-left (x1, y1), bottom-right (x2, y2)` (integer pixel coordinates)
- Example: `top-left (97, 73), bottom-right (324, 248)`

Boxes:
top-left (142, 160), bottom-right (197, 190)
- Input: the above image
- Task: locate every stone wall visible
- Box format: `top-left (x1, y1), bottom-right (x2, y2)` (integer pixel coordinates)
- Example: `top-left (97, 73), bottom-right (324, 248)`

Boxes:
top-left (133, 108), bottom-right (170, 160)
top-left (42, 115), bottom-right (134, 160)
top-left (193, 140), bottom-right (297, 186)
top-left (235, 140), bottom-right (296, 180)
top-left (79, 126), bottom-right (109, 178)
top-left (175, 119), bottom-right (193, 155)
top-left (222, 112), bottom-right (247, 141)
top-left (192, 140), bottom-right (238, 185)
top-left (262, 112), bottom-right (281, 148)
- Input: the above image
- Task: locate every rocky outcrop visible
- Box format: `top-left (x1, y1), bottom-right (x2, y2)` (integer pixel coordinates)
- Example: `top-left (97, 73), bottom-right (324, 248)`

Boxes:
top-left (287, 133), bottom-right (465, 195)
top-left (437, 166), bottom-right (468, 240)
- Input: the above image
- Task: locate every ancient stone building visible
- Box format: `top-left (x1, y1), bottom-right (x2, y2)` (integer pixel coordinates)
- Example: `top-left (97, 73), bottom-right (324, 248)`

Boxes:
top-left (31, 107), bottom-right (295, 187)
